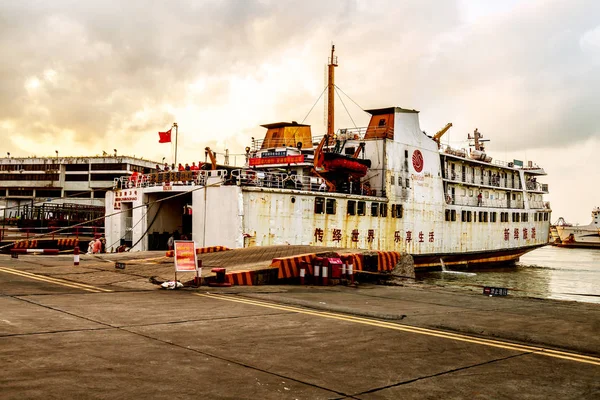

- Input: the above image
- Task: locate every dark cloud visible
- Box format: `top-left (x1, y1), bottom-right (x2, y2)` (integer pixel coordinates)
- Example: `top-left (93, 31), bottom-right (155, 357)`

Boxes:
top-left (0, 0), bottom-right (598, 159)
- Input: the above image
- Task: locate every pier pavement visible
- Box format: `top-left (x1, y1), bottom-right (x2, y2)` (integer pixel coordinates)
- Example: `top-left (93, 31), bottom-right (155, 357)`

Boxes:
top-left (0, 249), bottom-right (598, 399)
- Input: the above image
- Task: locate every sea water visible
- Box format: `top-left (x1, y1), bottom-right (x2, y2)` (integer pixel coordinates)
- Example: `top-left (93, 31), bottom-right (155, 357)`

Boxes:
top-left (416, 246), bottom-right (600, 304)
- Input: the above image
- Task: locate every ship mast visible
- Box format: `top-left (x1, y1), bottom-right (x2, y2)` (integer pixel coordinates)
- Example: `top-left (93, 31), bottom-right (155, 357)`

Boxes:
top-left (327, 45), bottom-right (338, 138)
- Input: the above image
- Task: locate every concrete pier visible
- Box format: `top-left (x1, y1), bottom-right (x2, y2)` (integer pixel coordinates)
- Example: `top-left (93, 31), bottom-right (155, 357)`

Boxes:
top-left (1, 250), bottom-right (598, 399)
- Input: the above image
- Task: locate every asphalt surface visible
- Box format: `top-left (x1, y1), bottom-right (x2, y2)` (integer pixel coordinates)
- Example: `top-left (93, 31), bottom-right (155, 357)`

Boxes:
top-left (1, 254), bottom-right (599, 399)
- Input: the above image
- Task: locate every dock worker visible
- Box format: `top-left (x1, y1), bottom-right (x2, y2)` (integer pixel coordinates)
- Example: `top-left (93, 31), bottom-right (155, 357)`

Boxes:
top-left (477, 192), bottom-right (483, 206)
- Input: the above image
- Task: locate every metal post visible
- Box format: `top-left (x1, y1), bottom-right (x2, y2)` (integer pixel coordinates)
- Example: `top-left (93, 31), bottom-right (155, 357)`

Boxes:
top-left (173, 122), bottom-right (178, 166)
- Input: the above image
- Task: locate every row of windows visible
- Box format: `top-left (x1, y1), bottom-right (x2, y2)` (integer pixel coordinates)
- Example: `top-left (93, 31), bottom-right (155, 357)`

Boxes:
top-left (0, 173), bottom-right (59, 181)
top-left (390, 176), bottom-right (411, 189)
top-left (314, 197), bottom-right (402, 218)
top-left (446, 210), bottom-right (550, 223)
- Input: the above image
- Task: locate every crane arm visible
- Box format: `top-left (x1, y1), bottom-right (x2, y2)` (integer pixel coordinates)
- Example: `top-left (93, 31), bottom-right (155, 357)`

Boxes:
top-left (433, 123), bottom-right (452, 146)
top-left (313, 135), bottom-right (329, 169)
top-left (352, 142), bottom-right (365, 158)
top-left (205, 147), bottom-right (217, 170)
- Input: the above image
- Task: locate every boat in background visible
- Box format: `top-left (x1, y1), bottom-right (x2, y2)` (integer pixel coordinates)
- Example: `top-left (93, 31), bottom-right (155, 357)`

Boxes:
top-left (554, 207), bottom-right (600, 249)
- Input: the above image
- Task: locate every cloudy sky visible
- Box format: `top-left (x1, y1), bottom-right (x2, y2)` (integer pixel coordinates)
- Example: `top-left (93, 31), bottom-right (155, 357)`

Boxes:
top-left (1, 0), bottom-right (598, 224)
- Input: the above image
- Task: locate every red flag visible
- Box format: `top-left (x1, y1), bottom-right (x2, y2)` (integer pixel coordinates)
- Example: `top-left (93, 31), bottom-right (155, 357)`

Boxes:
top-left (158, 129), bottom-right (172, 143)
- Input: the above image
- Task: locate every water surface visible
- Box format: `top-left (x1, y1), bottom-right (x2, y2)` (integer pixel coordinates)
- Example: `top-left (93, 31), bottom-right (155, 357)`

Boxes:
top-left (416, 246), bottom-right (600, 304)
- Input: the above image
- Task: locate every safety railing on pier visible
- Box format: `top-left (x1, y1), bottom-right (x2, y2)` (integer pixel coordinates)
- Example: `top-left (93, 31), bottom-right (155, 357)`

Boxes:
top-left (0, 225), bottom-right (104, 242)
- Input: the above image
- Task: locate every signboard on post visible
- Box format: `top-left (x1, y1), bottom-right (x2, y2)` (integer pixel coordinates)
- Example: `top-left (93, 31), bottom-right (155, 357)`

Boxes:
top-left (174, 241), bottom-right (198, 272)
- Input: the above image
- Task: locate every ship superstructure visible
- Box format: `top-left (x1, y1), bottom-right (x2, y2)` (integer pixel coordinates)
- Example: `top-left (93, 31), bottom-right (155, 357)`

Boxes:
top-left (554, 208), bottom-right (600, 248)
top-left (105, 46), bottom-right (550, 267)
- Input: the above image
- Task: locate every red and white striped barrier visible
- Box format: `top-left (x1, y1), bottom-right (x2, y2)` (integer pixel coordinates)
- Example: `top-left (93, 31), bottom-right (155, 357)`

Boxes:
top-left (11, 248), bottom-right (59, 255)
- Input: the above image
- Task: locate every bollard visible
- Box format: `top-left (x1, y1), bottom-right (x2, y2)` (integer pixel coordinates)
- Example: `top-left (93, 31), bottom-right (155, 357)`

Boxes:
top-left (299, 263), bottom-right (306, 285)
top-left (74, 246), bottom-right (80, 266)
top-left (348, 263), bottom-right (354, 285)
top-left (322, 263), bottom-right (329, 286)
top-left (313, 263), bottom-right (320, 285)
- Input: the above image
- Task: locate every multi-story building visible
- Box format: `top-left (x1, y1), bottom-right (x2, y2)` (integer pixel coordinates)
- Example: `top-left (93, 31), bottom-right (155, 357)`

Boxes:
top-left (0, 155), bottom-right (158, 218)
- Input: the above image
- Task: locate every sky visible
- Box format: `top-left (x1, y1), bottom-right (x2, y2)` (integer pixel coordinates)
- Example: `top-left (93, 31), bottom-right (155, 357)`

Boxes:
top-left (0, 0), bottom-right (599, 225)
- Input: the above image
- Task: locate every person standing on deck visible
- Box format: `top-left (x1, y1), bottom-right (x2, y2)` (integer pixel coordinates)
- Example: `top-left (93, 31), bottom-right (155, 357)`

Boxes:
top-left (477, 192), bottom-right (483, 206)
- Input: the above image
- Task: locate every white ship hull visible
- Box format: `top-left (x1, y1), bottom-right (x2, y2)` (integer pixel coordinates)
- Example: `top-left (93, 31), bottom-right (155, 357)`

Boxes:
top-left (554, 208), bottom-right (600, 248)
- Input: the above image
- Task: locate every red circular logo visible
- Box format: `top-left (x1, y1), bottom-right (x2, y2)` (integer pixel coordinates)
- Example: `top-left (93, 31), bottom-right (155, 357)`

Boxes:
top-left (412, 150), bottom-right (424, 173)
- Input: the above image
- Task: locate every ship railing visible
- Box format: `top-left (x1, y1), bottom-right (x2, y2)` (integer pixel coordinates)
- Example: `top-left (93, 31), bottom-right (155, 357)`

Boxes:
top-left (288, 174), bottom-right (327, 192)
top-left (444, 169), bottom-right (523, 190)
top-left (448, 196), bottom-right (524, 209)
top-left (525, 181), bottom-right (549, 193)
top-left (230, 169), bottom-right (289, 189)
top-left (113, 170), bottom-right (228, 190)
top-left (251, 128), bottom-right (368, 151)
top-left (529, 201), bottom-right (547, 209)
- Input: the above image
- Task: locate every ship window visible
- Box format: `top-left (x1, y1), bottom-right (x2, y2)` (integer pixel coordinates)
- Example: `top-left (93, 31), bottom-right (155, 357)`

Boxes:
top-left (544, 212), bottom-right (549, 221)
top-left (462, 210), bottom-right (467, 222)
top-left (357, 201), bottom-right (366, 216)
top-left (451, 210), bottom-right (456, 221)
top-left (484, 212), bottom-right (488, 222)
top-left (484, 191), bottom-right (489, 198)
top-left (378, 118), bottom-right (386, 127)
top-left (474, 212), bottom-right (478, 222)
top-left (314, 197), bottom-right (325, 214)
top-left (534, 213), bottom-right (537, 222)
top-left (405, 150), bottom-right (409, 159)
top-left (405, 179), bottom-right (410, 188)
top-left (469, 190), bottom-right (473, 197)
top-left (522, 213), bottom-right (528, 222)
top-left (479, 212), bottom-right (483, 222)
top-left (326, 199), bottom-right (336, 215)
top-left (371, 202), bottom-right (379, 217)
top-left (513, 213), bottom-right (520, 223)
top-left (467, 211), bottom-right (472, 222)
top-left (445, 210), bottom-right (451, 221)
top-left (347, 200), bottom-right (356, 216)
top-left (380, 203), bottom-right (388, 217)
top-left (390, 175), bottom-right (395, 186)
top-left (391, 204), bottom-right (403, 218)
top-left (490, 212), bottom-right (496, 223)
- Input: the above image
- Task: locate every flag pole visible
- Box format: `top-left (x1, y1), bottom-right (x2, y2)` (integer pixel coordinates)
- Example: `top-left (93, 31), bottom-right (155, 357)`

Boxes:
top-left (173, 122), bottom-right (178, 166)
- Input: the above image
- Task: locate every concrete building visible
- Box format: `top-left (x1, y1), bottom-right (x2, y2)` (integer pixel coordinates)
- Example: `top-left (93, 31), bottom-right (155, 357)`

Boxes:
top-left (0, 155), bottom-right (158, 219)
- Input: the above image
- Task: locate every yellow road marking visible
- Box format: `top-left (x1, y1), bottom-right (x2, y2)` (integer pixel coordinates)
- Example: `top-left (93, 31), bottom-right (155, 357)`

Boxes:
top-left (0, 267), bottom-right (112, 293)
top-left (195, 293), bottom-right (600, 366)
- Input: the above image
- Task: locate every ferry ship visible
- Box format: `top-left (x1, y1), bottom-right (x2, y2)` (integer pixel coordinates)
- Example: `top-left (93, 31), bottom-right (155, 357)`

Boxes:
top-left (554, 208), bottom-right (600, 249)
top-left (106, 46), bottom-right (551, 268)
